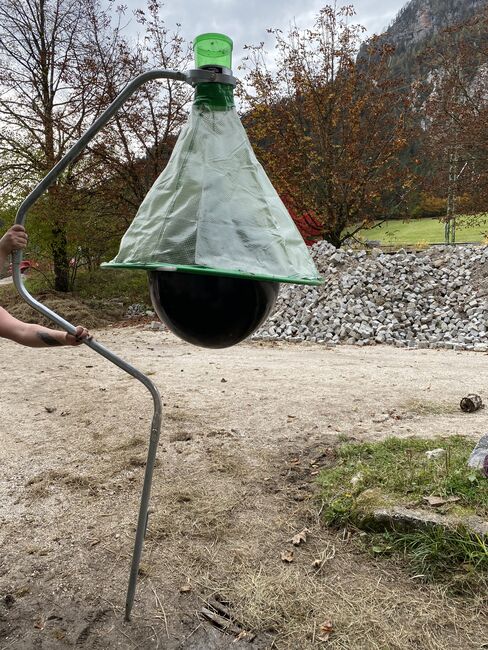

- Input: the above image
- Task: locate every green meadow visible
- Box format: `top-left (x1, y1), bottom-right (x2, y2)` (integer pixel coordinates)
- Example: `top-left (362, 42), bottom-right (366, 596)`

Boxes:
top-left (357, 216), bottom-right (488, 246)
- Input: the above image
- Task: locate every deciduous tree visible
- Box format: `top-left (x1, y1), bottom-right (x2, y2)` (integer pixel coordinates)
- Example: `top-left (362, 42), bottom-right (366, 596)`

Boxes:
top-left (240, 5), bottom-right (416, 247)
top-left (0, 0), bottom-right (192, 289)
top-left (422, 8), bottom-right (488, 237)
top-left (0, 0), bottom-right (111, 290)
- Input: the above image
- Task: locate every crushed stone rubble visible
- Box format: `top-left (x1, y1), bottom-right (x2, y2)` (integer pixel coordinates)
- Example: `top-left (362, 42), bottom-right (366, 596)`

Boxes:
top-left (253, 242), bottom-right (488, 351)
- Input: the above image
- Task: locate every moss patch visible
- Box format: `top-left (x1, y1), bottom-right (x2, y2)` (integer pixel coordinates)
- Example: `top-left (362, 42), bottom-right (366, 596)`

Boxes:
top-left (318, 436), bottom-right (488, 590)
top-left (319, 436), bottom-right (488, 523)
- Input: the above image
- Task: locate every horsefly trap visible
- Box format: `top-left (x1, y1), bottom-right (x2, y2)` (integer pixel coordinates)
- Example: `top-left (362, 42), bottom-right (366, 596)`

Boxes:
top-left (12, 33), bottom-right (322, 620)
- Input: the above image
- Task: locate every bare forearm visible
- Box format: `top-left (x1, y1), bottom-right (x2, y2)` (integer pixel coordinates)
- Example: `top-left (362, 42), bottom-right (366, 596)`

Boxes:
top-left (15, 323), bottom-right (67, 347)
top-left (0, 307), bottom-right (90, 347)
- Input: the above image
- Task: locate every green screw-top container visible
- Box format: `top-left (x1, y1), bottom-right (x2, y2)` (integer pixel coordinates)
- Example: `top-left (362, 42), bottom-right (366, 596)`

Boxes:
top-left (193, 33), bottom-right (233, 69)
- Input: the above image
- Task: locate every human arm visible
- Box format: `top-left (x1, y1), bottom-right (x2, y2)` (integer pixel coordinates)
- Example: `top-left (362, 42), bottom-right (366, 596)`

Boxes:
top-left (0, 307), bottom-right (90, 347)
top-left (0, 225), bottom-right (28, 270)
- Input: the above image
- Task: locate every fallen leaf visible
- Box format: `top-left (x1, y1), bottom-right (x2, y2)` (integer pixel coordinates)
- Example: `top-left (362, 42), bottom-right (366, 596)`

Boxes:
top-left (280, 550), bottom-right (294, 563)
top-left (291, 528), bottom-right (309, 546)
top-left (423, 495), bottom-right (460, 507)
top-left (423, 496), bottom-right (447, 507)
top-left (234, 630), bottom-right (254, 642)
top-left (179, 584), bottom-right (191, 593)
top-left (318, 620), bottom-right (334, 642)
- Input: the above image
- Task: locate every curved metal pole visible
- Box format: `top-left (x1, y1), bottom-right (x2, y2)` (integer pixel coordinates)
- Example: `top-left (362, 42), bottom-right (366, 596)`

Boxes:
top-left (13, 68), bottom-right (189, 621)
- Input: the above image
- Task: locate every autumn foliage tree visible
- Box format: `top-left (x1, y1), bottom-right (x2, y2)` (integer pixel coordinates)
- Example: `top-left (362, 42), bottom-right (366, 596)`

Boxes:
top-left (421, 8), bottom-right (488, 226)
top-left (83, 0), bottom-right (192, 258)
top-left (0, 0), bottom-right (192, 290)
top-left (0, 0), bottom-right (109, 290)
top-left (240, 5), bottom-right (416, 247)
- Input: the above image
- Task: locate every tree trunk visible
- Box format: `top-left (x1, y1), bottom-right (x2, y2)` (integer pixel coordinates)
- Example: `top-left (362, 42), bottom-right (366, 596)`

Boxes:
top-left (324, 228), bottom-right (343, 249)
top-left (51, 225), bottom-right (69, 292)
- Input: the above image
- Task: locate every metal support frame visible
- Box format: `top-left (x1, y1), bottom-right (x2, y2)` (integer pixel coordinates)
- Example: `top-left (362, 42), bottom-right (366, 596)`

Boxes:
top-left (12, 66), bottom-right (227, 621)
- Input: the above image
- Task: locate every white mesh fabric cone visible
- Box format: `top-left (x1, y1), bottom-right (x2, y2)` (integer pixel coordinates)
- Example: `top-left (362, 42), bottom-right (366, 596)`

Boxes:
top-left (104, 106), bottom-right (321, 285)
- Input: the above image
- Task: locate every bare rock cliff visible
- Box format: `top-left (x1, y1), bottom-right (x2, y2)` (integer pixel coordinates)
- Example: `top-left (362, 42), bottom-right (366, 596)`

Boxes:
top-left (382, 0), bottom-right (488, 48)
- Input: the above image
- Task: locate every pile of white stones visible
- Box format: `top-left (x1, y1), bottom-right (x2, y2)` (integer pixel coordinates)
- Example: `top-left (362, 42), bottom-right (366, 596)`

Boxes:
top-left (253, 242), bottom-right (488, 351)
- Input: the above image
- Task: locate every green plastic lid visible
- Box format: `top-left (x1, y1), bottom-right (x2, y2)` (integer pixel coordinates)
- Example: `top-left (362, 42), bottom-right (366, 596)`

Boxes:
top-left (193, 33), bottom-right (233, 69)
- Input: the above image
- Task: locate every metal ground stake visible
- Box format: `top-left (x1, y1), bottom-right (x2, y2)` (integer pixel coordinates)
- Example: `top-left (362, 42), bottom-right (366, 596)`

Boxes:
top-left (11, 67), bottom-right (199, 620)
top-left (12, 270), bottom-right (161, 620)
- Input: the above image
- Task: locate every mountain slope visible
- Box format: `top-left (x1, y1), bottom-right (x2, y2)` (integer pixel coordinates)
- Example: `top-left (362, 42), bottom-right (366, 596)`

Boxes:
top-left (384, 0), bottom-right (487, 47)
top-left (361, 0), bottom-right (488, 81)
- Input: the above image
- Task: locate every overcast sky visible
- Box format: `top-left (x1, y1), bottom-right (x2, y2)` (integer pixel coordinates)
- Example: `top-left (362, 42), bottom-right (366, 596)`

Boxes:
top-left (121, 0), bottom-right (408, 66)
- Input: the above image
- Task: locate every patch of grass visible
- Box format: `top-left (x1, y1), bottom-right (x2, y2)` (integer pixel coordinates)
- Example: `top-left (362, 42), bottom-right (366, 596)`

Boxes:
top-left (24, 469), bottom-right (100, 499)
top-left (146, 482), bottom-right (241, 543)
top-left (0, 276), bottom-right (128, 327)
top-left (402, 399), bottom-right (459, 416)
top-left (318, 437), bottom-right (488, 589)
top-left (356, 215), bottom-right (488, 245)
top-left (319, 437), bottom-right (488, 523)
top-left (12, 267), bottom-right (149, 306)
top-left (368, 526), bottom-right (488, 594)
top-left (73, 268), bottom-right (149, 304)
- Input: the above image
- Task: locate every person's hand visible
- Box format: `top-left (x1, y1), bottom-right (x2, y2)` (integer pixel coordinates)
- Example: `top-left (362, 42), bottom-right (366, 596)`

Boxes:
top-left (0, 225), bottom-right (28, 254)
top-left (65, 325), bottom-right (91, 346)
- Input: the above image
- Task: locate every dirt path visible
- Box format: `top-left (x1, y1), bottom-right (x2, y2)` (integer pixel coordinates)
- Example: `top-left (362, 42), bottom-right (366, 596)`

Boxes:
top-left (1, 327), bottom-right (487, 649)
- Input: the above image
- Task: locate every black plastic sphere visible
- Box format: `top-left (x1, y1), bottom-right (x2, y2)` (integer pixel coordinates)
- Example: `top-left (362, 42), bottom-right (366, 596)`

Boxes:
top-left (148, 270), bottom-right (279, 349)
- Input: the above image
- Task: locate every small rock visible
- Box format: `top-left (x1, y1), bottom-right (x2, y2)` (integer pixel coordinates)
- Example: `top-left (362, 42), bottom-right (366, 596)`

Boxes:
top-left (468, 434), bottom-right (488, 472)
top-left (149, 321), bottom-right (165, 331)
top-left (351, 472), bottom-right (363, 486)
top-left (425, 448), bottom-right (446, 460)
top-left (4, 594), bottom-right (15, 608)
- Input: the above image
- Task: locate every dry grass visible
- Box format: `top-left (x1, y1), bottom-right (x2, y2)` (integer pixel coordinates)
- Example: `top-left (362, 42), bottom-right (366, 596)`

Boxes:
top-left (143, 449), bottom-right (488, 650)
top-left (401, 399), bottom-right (460, 416)
top-left (198, 539), bottom-right (487, 649)
top-left (3, 332), bottom-right (488, 649)
top-left (111, 435), bottom-right (145, 451)
top-left (24, 469), bottom-right (100, 500)
top-left (1, 287), bottom-right (123, 327)
top-left (15, 429), bottom-right (487, 649)
top-left (147, 480), bottom-right (243, 545)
